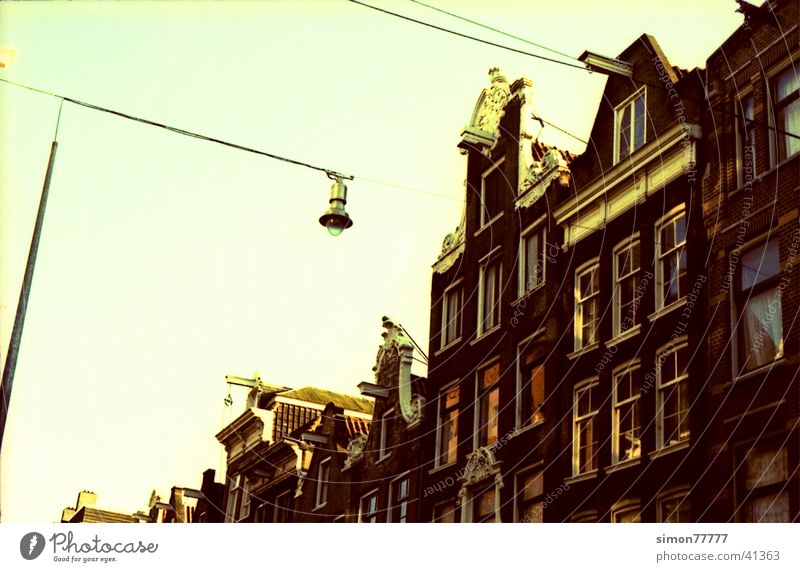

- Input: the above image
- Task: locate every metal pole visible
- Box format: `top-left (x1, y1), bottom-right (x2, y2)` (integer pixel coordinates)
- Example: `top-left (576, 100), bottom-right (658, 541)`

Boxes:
top-left (0, 140), bottom-right (58, 454)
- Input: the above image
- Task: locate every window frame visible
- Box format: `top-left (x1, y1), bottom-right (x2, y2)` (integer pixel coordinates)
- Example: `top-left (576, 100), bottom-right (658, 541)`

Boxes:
top-left (574, 258), bottom-right (601, 351)
top-left (479, 157), bottom-right (506, 228)
top-left (611, 360), bottom-right (642, 465)
top-left (655, 338), bottom-right (690, 450)
top-left (572, 378), bottom-right (600, 476)
top-left (732, 238), bottom-right (784, 374)
top-left (441, 279), bottom-right (464, 349)
top-left (225, 473), bottom-right (243, 523)
top-left (474, 359), bottom-right (501, 450)
top-left (315, 457), bottom-right (331, 509)
top-left (734, 436), bottom-right (791, 523)
top-left (432, 499), bottom-right (457, 523)
top-left (435, 380), bottom-right (460, 468)
top-left (611, 499), bottom-right (642, 523)
top-left (613, 87), bottom-right (647, 164)
top-left (378, 408), bottom-right (392, 461)
top-left (735, 90), bottom-right (757, 188)
top-left (389, 472), bottom-right (411, 523)
top-left (478, 249), bottom-right (503, 336)
top-left (657, 487), bottom-right (691, 523)
top-left (655, 205), bottom-right (688, 312)
top-left (359, 489), bottom-right (380, 523)
top-left (513, 465), bottom-right (545, 523)
top-left (515, 333), bottom-right (545, 431)
top-left (519, 222), bottom-right (546, 297)
top-left (769, 65), bottom-right (800, 164)
top-left (273, 490), bottom-right (291, 523)
top-left (612, 235), bottom-right (642, 338)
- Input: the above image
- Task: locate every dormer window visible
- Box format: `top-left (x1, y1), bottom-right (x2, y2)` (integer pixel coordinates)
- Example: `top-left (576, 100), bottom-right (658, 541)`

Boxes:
top-left (614, 88), bottom-right (646, 163)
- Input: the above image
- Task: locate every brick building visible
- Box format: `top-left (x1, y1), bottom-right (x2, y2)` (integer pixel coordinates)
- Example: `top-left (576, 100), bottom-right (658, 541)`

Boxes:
top-left (698, 0), bottom-right (799, 522)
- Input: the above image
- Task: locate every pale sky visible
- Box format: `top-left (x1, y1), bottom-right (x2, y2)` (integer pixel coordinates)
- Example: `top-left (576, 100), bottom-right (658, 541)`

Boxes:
top-left (0, 1), bottom-right (741, 522)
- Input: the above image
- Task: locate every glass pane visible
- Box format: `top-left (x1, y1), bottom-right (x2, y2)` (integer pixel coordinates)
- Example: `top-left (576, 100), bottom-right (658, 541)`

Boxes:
top-left (618, 105), bottom-right (631, 159)
top-left (781, 98), bottom-right (800, 157)
top-left (742, 288), bottom-right (783, 369)
top-left (531, 365), bottom-right (545, 423)
top-left (661, 495), bottom-right (690, 523)
top-left (745, 492), bottom-right (790, 522)
top-left (675, 214), bottom-right (686, 245)
top-left (433, 502), bottom-right (456, 523)
top-left (522, 471), bottom-right (544, 500)
top-left (744, 444), bottom-right (788, 490)
top-left (633, 95), bottom-right (645, 151)
top-left (445, 385), bottom-right (459, 409)
top-left (481, 363), bottom-right (500, 390)
top-left (476, 489), bottom-right (496, 522)
top-left (777, 69), bottom-right (800, 102)
top-left (741, 242), bottom-right (780, 289)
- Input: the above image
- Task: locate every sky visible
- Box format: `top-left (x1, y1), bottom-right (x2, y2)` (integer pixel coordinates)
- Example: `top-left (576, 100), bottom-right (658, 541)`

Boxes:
top-left (0, 1), bottom-right (742, 522)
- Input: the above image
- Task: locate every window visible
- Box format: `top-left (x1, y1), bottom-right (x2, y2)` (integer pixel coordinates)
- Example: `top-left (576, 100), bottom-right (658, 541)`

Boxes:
top-left (432, 500), bottom-right (457, 523)
top-left (480, 160), bottom-right (505, 226)
top-left (273, 491), bottom-right (291, 523)
top-left (736, 94), bottom-right (756, 187)
top-left (515, 469), bottom-right (544, 523)
top-left (519, 225), bottom-right (545, 295)
top-left (572, 381), bottom-right (599, 475)
top-left (239, 478), bottom-right (251, 520)
top-left (379, 409), bottom-right (392, 460)
top-left (771, 67), bottom-right (800, 162)
top-left (735, 240), bottom-right (783, 372)
top-left (254, 503), bottom-right (269, 523)
top-left (436, 383), bottom-right (459, 467)
top-left (656, 208), bottom-right (687, 310)
top-left (516, 342), bottom-right (544, 429)
top-left (225, 474), bottom-right (243, 523)
top-left (614, 238), bottom-right (641, 336)
top-left (575, 262), bottom-right (600, 350)
top-left (359, 490), bottom-right (379, 523)
top-left (614, 88), bottom-right (646, 163)
top-left (315, 458), bottom-right (330, 508)
top-left (473, 488), bottom-right (496, 523)
top-left (611, 502), bottom-right (641, 523)
top-left (736, 440), bottom-right (790, 522)
top-left (475, 362), bottom-right (500, 448)
top-left (441, 285), bottom-right (463, 347)
top-left (656, 341), bottom-right (690, 449)
top-left (389, 476), bottom-right (410, 523)
top-left (658, 489), bottom-right (691, 523)
top-left (478, 256), bottom-right (502, 334)
top-left (612, 363), bottom-right (641, 464)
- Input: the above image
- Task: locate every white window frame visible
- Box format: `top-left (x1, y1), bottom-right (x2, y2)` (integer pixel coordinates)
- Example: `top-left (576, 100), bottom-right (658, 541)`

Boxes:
top-left (656, 338), bottom-right (690, 450)
top-left (359, 489), bottom-right (380, 523)
top-left (657, 486), bottom-right (691, 523)
top-left (239, 477), bottom-right (251, 520)
top-left (480, 157), bottom-right (506, 228)
top-left (435, 380), bottom-right (459, 468)
top-left (572, 378), bottom-right (599, 476)
top-left (611, 361), bottom-right (641, 465)
top-left (732, 237), bottom-right (784, 375)
top-left (378, 408), bottom-right (392, 461)
top-left (441, 279), bottom-right (463, 349)
top-left (478, 249), bottom-right (503, 336)
top-left (315, 457), bottom-right (331, 509)
top-left (613, 87), bottom-right (646, 164)
top-left (612, 235), bottom-right (641, 338)
top-left (768, 64), bottom-right (800, 165)
top-left (473, 358), bottom-right (501, 450)
top-left (519, 222), bottom-right (546, 296)
top-left (655, 205), bottom-right (687, 312)
top-left (388, 472), bottom-right (410, 523)
top-left (515, 332), bottom-right (545, 431)
top-left (224, 473), bottom-right (242, 523)
top-left (574, 258), bottom-right (600, 351)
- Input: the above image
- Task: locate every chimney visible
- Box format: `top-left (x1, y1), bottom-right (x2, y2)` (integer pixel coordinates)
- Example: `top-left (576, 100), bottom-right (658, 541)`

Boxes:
top-left (76, 490), bottom-right (97, 510)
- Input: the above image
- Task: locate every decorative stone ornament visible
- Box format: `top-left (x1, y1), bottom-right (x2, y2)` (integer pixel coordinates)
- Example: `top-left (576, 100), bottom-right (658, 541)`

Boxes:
top-left (460, 446), bottom-right (502, 487)
top-left (373, 316), bottom-right (425, 427)
top-left (517, 148), bottom-right (571, 209)
top-left (459, 68), bottom-right (511, 155)
top-left (432, 207), bottom-right (465, 274)
top-left (343, 432), bottom-right (368, 470)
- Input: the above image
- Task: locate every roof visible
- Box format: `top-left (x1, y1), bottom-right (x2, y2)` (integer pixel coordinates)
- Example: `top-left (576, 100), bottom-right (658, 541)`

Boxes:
top-left (279, 387), bottom-right (373, 414)
top-left (72, 507), bottom-right (134, 524)
top-left (531, 139), bottom-right (578, 165)
top-left (342, 415), bottom-right (371, 438)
